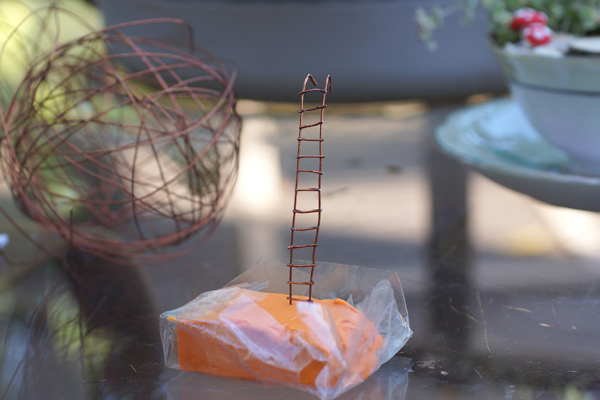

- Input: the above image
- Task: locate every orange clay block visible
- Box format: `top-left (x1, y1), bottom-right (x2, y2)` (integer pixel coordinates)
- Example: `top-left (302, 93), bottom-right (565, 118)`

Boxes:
top-left (177, 288), bottom-right (383, 387)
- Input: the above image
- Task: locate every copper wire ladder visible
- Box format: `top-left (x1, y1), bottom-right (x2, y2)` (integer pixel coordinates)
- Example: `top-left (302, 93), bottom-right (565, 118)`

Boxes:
top-left (288, 74), bottom-right (332, 304)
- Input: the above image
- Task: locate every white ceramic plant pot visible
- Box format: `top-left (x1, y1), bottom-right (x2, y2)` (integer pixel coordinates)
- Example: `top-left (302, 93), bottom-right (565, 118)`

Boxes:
top-left (491, 44), bottom-right (600, 172)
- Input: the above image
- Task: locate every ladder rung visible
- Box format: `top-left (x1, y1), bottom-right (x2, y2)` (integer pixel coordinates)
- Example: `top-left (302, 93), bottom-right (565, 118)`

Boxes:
top-left (295, 188), bottom-right (320, 192)
top-left (287, 281), bottom-right (315, 286)
top-left (293, 208), bottom-right (321, 214)
top-left (297, 155), bottom-right (325, 159)
top-left (288, 244), bottom-right (318, 249)
top-left (287, 263), bottom-right (316, 268)
top-left (299, 106), bottom-right (326, 113)
top-left (299, 88), bottom-right (326, 95)
top-left (298, 138), bottom-right (324, 142)
top-left (291, 226), bottom-right (319, 232)
top-left (300, 121), bottom-right (323, 129)
top-left (287, 296), bottom-right (314, 303)
top-left (297, 169), bottom-right (323, 175)
top-left (298, 105), bottom-right (327, 113)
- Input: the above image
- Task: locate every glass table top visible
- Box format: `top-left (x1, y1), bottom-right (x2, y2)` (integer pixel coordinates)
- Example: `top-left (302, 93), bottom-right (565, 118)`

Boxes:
top-left (1, 100), bottom-right (600, 400)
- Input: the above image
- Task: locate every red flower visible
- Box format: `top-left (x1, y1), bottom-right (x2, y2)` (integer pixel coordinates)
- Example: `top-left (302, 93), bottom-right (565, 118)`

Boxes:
top-left (510, 8), bottom-right (548, 31)
top-left (522, 23), bottom-right (553, 47)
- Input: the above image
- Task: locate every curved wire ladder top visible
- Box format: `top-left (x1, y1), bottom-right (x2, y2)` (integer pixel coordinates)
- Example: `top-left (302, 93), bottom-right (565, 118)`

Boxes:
top-left (288, 74), bottom-right (332, 304)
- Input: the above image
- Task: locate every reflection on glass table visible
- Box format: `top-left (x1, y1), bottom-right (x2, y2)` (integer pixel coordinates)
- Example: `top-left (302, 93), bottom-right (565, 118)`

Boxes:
top-left (0, 248), bottom-right (165, 399)
top-left (167, 356), bottom-right (411, 400)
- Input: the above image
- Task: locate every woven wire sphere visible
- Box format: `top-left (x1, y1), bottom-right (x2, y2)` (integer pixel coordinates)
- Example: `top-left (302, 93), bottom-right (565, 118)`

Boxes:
top-left (1, 20), bottom-right (241, 262)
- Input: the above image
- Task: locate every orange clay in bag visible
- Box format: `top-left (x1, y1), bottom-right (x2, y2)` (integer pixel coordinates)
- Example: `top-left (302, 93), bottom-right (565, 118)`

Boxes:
top-left (176, 289), bottom-right (383, 387)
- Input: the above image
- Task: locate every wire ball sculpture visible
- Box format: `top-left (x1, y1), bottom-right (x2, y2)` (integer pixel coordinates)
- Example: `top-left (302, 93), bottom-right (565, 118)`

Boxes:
top-left (0, 8), bottom-right (241, 263)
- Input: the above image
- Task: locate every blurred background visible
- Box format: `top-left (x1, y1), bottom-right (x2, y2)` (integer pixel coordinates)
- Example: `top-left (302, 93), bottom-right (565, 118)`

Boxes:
top-left (1, 0), bottom-right (600, 399)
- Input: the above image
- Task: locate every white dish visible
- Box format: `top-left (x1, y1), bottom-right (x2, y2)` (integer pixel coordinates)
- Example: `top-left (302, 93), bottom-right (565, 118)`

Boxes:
top-left (435, 99), bottom-right (600, 212)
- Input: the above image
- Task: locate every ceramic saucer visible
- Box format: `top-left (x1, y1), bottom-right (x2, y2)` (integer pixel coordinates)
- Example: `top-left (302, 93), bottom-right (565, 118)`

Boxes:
top-left (435, 99), bottom-right (600, 212)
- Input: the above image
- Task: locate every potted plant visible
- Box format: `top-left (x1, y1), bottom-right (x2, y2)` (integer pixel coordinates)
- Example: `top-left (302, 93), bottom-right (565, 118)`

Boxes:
top-left (417, 0), bottom-right (600, 172)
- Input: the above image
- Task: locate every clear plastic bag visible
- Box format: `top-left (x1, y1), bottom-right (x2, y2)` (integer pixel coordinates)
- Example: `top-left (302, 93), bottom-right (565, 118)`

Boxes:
top-left (166, 356), bottom-right (412, 400)
top-left (160, 259), bottom-right (412, 400)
